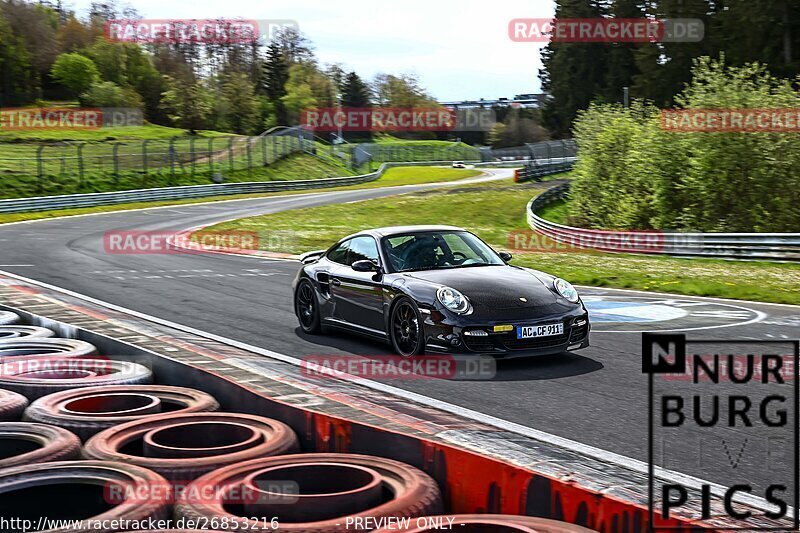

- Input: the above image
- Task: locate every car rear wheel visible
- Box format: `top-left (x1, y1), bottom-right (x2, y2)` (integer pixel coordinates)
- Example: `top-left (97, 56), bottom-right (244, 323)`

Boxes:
top-left (390, 298), bottom-right (425, 357)
top-left (295, 280), bottom-right (322, 334)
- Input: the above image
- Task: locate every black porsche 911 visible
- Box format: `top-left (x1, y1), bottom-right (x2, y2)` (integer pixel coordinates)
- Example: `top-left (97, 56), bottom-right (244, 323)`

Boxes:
top-left (292, 225), bottom-right (590, 358)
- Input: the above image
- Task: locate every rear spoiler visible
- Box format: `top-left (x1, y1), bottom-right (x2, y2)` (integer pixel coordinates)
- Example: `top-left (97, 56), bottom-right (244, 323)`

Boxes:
top-left (299, 249), bottom-right (326, 264)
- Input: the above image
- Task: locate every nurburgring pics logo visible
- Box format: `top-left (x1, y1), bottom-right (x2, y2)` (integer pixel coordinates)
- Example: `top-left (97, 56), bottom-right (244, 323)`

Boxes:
top-left (0, 108), bottom-right (143, 130)
top-left (509, 18), bottom-right (703, 43)
top-left (105, 19), bottom-right (299, 44)
top-left (643, 333), bottom-right (799, 530)
top-left (661, 109), bottom-right (800, 132)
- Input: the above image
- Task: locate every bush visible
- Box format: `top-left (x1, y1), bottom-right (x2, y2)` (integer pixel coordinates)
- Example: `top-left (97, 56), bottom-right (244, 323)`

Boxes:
top-left (80, 81), bottom-right (143, 108)
top-left (569, 57), bottom-right (800, 232)
top-left (50, 53), bottom-right (100, 98)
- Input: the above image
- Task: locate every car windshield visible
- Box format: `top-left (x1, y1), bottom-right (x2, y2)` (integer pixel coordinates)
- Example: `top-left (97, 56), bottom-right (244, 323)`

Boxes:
top-left (382, 231), bottom-right (504, 272)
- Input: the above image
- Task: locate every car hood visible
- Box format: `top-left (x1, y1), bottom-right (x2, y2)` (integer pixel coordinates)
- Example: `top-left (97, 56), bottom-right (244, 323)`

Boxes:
top-left (404, 265), bottom-right (574, 319)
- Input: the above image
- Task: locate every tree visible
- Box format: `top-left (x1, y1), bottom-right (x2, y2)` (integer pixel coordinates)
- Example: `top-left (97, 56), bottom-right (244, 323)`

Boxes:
top-left (283, 62), bottom-right (335, 107)
top-left (539, 0), bottom-right (610, 135)
top-left (50, 53), bottom-right (100, 98)
top-left (340, 71), bottom-right (372, 140)
top-left (372, 73), bottom-right (434, 106)
top-left (272, 26), bottom-right (314, 64)
top-left (80, 80), bottom-right (141, 107)
top-left (262, 40), bottom-right (289, 124)
top-left (341, 71), bottom-right (371, 107)
top-left (56, 15), bottom-right (93, 52)
top-left (631, 0), bottom-right (714, 106)
top-left (325, 63), bottom-right (346, 93)
top-left (487, 122), bottom-right (507, 147)
top-left (160, 76), bottom-right (212, 134)
top-left (0, 14), bottom-right (34, 106)
top-left (601, 0), bottom-right (647, 104)
top-left (281, 81), bottom-right (317, 121)
top-left (215, 72), bottom-right (261, 134)
top-left (1, 0), bottom-right (59, 100)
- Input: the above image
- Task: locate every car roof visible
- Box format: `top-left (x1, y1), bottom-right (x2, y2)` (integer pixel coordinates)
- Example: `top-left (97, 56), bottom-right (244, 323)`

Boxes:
top-left (344, 225), bottom-right (467, 240)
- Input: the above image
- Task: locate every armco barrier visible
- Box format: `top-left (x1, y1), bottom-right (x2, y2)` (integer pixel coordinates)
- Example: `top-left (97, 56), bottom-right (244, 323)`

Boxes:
top-left (0, 157), bottom-right (564, 215)
top-left (0, 166), bottom-right (385, 214)
top-left (528, 183), bottom-right (800, 261)
top-left (515, 158), bottom-right (576, 182)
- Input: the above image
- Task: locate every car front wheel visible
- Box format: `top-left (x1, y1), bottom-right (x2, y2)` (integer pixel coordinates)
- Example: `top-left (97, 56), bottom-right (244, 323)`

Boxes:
top-left (390, 297), bottom-right (425, 357)
top-left (295, 280), bottom-right (321, 334)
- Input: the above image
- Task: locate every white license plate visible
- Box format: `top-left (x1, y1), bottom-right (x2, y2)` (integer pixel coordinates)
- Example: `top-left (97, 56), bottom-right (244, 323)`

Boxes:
top-left (517, 323), bottom-right (564, 339)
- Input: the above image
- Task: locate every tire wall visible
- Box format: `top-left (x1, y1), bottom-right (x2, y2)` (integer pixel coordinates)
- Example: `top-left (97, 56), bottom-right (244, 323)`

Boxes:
top-left (1, 304), bottom-right (691, 532)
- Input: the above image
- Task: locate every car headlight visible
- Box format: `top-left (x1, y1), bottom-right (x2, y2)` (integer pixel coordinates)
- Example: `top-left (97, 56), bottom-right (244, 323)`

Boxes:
top-left (437, 286), bottom-right (471, 314)
top-left (554, 278), bottom-right (579, 303)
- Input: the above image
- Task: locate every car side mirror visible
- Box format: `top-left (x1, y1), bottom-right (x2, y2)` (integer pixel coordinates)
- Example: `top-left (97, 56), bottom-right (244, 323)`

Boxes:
top-left (352, 260), bottom-right (380, 272)
top-left (499, 251), bottom-right (513, 262)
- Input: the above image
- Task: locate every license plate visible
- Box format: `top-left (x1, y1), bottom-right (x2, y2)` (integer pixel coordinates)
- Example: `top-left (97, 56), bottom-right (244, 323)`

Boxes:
top-left (517, 323), bottom-right (564, 339)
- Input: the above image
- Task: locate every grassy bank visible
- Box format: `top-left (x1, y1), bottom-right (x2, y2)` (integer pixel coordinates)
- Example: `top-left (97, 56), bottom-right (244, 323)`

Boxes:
top-left (208, 180), bottom-right (800, 305)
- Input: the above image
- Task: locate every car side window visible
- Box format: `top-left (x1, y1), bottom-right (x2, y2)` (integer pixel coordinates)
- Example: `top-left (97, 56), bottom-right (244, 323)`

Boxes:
top-left (326, 239), bottom-right (351, 264)
top-left (347, 236), bottom-right (380, 266)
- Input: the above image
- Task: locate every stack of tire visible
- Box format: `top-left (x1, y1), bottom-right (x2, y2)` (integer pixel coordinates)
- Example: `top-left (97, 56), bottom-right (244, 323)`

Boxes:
top-left (0, 310), bottom-right (596, 532)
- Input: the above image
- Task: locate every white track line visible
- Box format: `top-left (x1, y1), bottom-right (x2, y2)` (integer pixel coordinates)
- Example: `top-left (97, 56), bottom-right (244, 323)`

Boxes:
top-left (0, 268), bottom-right (785, 514)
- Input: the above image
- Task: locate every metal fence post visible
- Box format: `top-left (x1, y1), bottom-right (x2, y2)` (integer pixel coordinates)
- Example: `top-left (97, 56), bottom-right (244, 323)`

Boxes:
top-left (113, 143), bottom-right (120, 184)
top-left (261, 135), bottom-right (267, 166)
top-left (142, 139), bottom-right (150, 178)
top-left (77, 143), bottom-right (85, 188)
top-left (246, 137), bottom-right (253, 173)
top-left (36, 145), bottom-right (45, 193)
top-left (209, 138), bottom-right (215, 174)
top-left (228, 137), bottom-right (234, 171)
top-left (169, 136), bottom-right (177, 184)
top-left (190, 137), bottom-right (196, 176)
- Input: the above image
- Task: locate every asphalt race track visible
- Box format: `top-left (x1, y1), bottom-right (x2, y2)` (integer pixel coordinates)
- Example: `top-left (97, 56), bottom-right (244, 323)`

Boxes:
top-left (1, 168), bottom-right (798, 499)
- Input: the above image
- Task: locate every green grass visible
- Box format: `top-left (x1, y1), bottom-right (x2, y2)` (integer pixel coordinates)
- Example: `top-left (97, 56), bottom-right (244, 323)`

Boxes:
top-left (362, 166), bottom-right (480, 187)
top-left (207, 180), bottom-right (800, 305)
top-left (0, 124), bottom-right (231, 142)
top-left (0, 166), bottom-right (484, 225)
top-left (536, 198), bottom-right (569, 224)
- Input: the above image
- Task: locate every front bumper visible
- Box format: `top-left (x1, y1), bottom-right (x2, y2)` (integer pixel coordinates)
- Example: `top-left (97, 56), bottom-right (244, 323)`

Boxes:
top-left (423, 310), bottom-right (590, 358)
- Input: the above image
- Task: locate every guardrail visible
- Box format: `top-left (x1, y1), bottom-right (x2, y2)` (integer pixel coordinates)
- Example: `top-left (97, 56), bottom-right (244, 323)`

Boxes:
top-left (0, 161), bottom-right (447, 214)
top-left (528, 183), bottom-right (800, 261)
top-left (514, 158), bottom-right (576, 182)
top-left (0, 159), bottom-right (540, 214)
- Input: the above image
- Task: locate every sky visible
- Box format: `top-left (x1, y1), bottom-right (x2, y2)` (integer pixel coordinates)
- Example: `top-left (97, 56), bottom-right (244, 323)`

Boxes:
top-left (67, 0), bottom-right (555, 101)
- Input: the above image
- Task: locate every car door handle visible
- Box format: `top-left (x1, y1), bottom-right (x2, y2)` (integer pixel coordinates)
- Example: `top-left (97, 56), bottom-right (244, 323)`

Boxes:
top-left (331, 278), bottom-right (341, 286)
